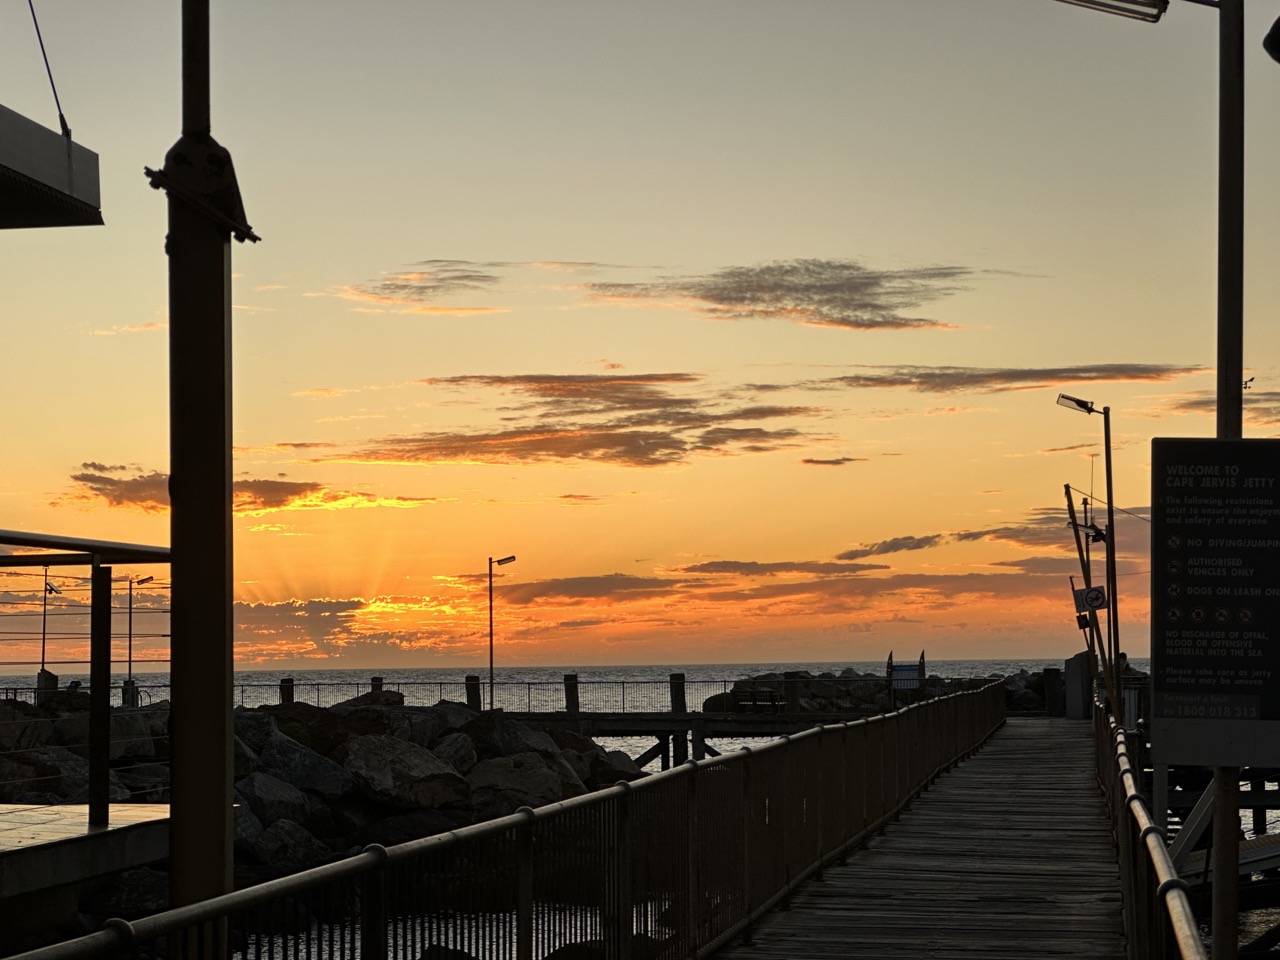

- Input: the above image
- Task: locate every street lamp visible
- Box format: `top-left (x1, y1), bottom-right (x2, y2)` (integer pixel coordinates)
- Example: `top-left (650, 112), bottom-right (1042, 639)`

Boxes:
top-left (41, 567), bottom-right (61, 671)
top-left (1051, 0), bottom-right (1166, 22)
top-left (128, 576), bottom-right (155, 684)
top-left (488, 555), bottom-right (516, 710)
top-left (1056, 395), bottom-right (1118, 676)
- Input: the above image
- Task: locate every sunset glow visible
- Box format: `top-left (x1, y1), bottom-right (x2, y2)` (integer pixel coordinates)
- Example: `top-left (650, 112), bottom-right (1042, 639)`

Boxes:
top-left (4, 2), bottom-right (1280, 670)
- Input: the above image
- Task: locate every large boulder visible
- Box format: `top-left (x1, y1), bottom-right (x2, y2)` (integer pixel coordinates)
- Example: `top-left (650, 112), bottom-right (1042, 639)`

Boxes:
top-left (236, 771), bottom-right (311, 827)
top-left (108, 709), bottom-right (157, 760)
top-left (467, 751), bottom-right (565, 821)
top-left (353, 808), bottom-right (456, 847)
top-left (252, 819), bottom-right (334, 872)
top-left (0, 702), bottom-right (52, 751)
top-left (256, 729), bottom-right (354, 799)
top-left (432, 732), bottom-right (478, 774)
top-left (334, 734), bottom-right (468, 810)
top-left (329, 689), bottom-right (406, 713)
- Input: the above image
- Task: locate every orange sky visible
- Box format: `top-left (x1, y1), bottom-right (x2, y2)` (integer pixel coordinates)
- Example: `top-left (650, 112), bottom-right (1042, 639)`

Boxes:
top-left (5, 2), bottom-right (1280, 670)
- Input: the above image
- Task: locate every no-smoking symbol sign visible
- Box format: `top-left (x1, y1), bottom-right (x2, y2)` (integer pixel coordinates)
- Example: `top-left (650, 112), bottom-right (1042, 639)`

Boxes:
top-left (1084, 586), bottom-right (1107, 610)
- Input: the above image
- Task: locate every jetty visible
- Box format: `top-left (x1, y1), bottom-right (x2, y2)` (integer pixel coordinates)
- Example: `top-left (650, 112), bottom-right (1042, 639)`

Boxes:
top-left (0, 682), bottom-right (1212, 960)
top-left (713, 717), bottom-right (1125, 959)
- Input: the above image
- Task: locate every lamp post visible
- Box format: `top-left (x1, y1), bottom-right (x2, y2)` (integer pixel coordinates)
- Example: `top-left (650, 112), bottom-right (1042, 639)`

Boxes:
top-left (1046, 8), bottom-right (1280, 950)
top-left (128, 576), bottom-right (155, 684)
top-left (41, 567), bottom-right (61, 671)
top-left (1056, 395), bottom-right (1118, 674)
top-left (488, 555), bottom-right (516, 710)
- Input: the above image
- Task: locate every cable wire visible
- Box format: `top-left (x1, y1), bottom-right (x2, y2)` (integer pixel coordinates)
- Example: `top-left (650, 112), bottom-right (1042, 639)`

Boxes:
top-left (26, 0), bottom-right (70, 137)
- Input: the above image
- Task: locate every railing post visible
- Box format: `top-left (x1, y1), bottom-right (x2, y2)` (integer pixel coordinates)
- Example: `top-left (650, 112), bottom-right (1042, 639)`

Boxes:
top-left (360, 844), bottom-right (388, 960)
top-left (122, 678), bottom-right (140, 708)
top-left (464, 674), bottom-right (482, 712)
top-left (517, 806), bottom-right (535, 960)
top-left (607, 783), bottom-right (633, 960)
top-left (564, 673), bottom-right (580, 714)
top-left (279, 677), bottom-right (294, 704)
top-left (669, 672), bottom-right (687, 714)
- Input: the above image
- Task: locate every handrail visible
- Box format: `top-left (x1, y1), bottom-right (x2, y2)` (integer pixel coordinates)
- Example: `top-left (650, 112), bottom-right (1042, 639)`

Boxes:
top-left (1096, 706), bottom-right (1207, 960)
top-left (8, 683), bottom-right (1006, 960)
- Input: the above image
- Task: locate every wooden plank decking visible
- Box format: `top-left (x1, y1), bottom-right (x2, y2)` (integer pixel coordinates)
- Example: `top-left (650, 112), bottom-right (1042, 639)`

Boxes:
top-left (714, 717), bottom-right (1124, 959)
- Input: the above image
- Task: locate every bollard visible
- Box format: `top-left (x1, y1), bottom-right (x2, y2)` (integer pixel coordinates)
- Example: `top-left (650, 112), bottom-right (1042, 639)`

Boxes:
top-left (564, 674), bottom-right (580, 714)
top-left (122, 679), bottom-right (140, 708)
top-left (35, 668), bottom-right (58, 706)
top-left (465, 675), bottom-right (482, 712)
top-left (669, 672), bottom-right (687, 714)
top-left (280, 677), bottom-right (295, 704)
top-left (370, 676), bottom-right (383, 693)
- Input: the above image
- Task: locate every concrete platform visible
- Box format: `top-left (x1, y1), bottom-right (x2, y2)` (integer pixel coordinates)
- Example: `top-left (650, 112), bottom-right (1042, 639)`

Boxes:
top-left (0, 803), bottom-right (168, 899)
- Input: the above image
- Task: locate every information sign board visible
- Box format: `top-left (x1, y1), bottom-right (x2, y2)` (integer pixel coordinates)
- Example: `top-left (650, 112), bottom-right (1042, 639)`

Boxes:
top-left (1151, 438), bottom-right (1280, 765)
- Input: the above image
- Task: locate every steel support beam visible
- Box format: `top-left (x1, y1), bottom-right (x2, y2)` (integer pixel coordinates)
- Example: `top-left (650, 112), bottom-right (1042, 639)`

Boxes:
top-left (89, 563), bottom-right (111, 827)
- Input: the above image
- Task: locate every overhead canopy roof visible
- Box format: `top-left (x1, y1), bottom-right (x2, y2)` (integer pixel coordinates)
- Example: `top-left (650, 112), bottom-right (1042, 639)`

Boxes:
top-left (0, 103), bottom-right (102, 229)
top-left (0, 529), bottom-right (169, 567)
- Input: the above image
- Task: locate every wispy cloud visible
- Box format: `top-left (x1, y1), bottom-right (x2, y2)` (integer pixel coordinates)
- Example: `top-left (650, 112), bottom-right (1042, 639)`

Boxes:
top-left (327, 260), bottom-right (506, 315)
top-left (800, 457), bottom-right (866, 466)
top-left (813, 363), bottom-right (1203, 394)
top-left (582, 259), bottom-right (970, 331)
top-left (56, 467), bottom-right (440, 516)
top-left (679, 560), bottom-right (888, 576)
top-left (326, 372), bottom-right (822, 468)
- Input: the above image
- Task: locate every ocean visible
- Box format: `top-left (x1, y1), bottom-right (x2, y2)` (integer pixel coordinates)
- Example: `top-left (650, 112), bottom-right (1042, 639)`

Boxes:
top-left (2, 657), bottom-right (1138, 765)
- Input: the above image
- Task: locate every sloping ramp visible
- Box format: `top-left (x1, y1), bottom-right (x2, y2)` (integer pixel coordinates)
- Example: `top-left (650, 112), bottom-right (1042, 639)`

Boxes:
top-left (713, 717), bottom-right (1124, 959)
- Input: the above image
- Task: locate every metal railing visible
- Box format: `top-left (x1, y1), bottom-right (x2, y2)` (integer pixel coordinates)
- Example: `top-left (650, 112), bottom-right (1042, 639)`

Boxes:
top-left (9, 683), bottom-right (1005, 960)
top-left (1096, 705), bottom-right (1207, 960)
top-left (0, 696), bottom-right (170, 804)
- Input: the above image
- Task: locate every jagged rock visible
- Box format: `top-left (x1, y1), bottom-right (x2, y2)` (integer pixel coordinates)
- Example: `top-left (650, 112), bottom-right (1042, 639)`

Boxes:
top-left (0, 746), bottom-right (128, 802)
top-left (353, 808), bottom-right (456, 846)
top-left (432, 700), bottom-right (481, 732)
top-left (701, 692), bottom-right (735, 713)
top-left (334, 734), bottom-right (468, 810)
top-left (329, 689), bottom-right (406, 713)
top-left (234, 800), bottom-right (265, 854)
top-left (35, 690), bottom-right (91, 716)
top-left (233, 707), bottom-right (280, 754)
top-left (432, 731), bottom-right (478, 773)
top-left (236, 771), bottom-right (310, 827)
top-left (467, 751), bottom-right (564, 820)
top-left (0, 702), bottom-right (52, 751)
top-left (109, 709), bottom-right (156, 760)
top-left (257, 728), bottom-right (353, 799)
top-left (253, 819), bottom-right (333, 872)
top-left (114, 760), bottom-right (170, 801)
top-left (1010, 689), bottom-right (1044, 712)
top-left (594, 751), bottom-right (643, 786)
top-left (234, 735), bottom-right (257, 779)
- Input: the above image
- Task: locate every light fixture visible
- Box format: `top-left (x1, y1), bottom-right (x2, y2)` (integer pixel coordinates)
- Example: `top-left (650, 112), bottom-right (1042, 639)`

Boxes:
top-left (1057, 393), bottom-right (1096, 415)
top-left (488, 554), bottom-right (517, 710)
top-left (1050, 0), bottom-right (1167, 22)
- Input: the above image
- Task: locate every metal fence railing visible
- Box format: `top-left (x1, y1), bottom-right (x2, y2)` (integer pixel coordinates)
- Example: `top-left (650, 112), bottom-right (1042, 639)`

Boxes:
top-left (8, 683), bottom-right (1006, 960)
top-left (1096, 706), bottom-right (1207, 960)
top-left (0, 693), bottom-right (170, 804)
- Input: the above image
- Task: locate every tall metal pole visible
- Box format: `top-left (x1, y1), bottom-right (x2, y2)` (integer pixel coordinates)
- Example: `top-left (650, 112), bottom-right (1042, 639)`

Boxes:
top-left (1213, 3), bottom-right (1245, 956)
top-left (40, 566), bottom-right (48, 670)
top-left (127, 578), bottom-right (133, 684)
top-left (488, 557), bottom-right (494, 710)
top-left (1101, 407), bottom-right (1120, 702)
top-left (148, 0), bottom-right (257, 909)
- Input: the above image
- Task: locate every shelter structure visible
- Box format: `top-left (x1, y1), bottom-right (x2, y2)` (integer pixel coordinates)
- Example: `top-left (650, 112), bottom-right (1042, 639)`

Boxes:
top-left (0, 103), bottom-right (102, 229)
top-left (0, 530), bottom-right (169, 827)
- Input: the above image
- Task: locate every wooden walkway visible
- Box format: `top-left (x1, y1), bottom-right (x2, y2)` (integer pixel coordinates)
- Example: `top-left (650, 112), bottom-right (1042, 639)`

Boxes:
top-left (714, 717), bottom-right (1124, 959)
